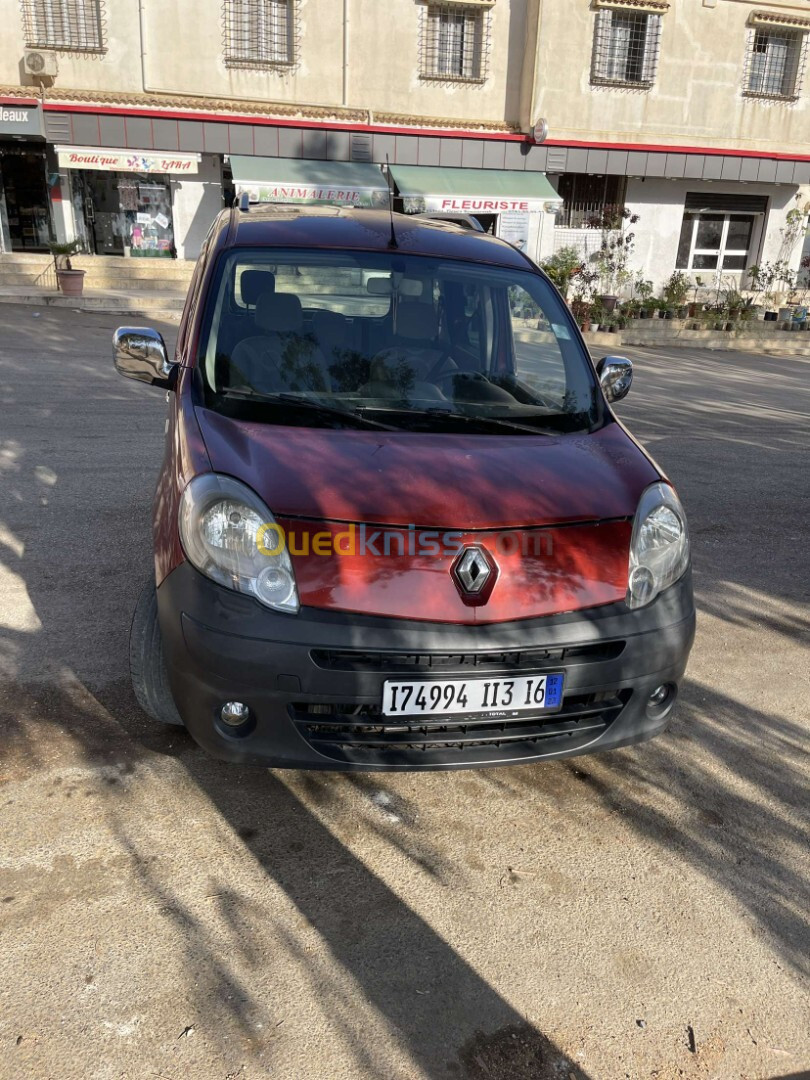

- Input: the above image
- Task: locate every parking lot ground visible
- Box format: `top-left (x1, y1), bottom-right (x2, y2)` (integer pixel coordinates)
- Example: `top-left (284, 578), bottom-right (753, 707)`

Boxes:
top-left (0, 305), bottom-right (808, 1080)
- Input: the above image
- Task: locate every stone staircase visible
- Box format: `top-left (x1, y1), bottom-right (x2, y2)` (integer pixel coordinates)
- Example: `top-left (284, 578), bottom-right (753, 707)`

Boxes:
top-left (0, 253), bottom-right (194, 315)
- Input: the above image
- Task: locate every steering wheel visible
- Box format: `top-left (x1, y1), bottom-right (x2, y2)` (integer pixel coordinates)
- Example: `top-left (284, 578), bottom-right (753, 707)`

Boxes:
top-left (423, 351), bottom-right (458, 385)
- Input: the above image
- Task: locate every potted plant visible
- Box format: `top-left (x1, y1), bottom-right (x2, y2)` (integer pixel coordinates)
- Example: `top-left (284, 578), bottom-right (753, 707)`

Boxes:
top-left (540, 247), bottom-right (584, 302)
top-left (571, 266), bottom-right (600, 332)
top-left (687, 276), bottom-right (704, 319)
top-left (50, 241), bottom-right (86, 296)
top-left (749, 262), bottom-right (794, 322)
top-left (586, 207), bottom-right (639, 313)
top-left (662, 271), bottom-right (690, 322)
top-left (588, 298), bottom-right (605, 333)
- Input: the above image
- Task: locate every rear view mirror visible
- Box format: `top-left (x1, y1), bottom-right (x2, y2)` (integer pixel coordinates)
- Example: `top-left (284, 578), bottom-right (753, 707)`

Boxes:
top-left (113, 327), bottom-right (176, 389)
top-left (597, 356), bottom-right (633, 403)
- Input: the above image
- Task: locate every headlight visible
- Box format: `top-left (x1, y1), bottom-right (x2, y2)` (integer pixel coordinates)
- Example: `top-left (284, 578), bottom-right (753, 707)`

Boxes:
top-left (178, 474), bottom-right (299, 614)
top-left (627, 482), bottom-right (690, 609)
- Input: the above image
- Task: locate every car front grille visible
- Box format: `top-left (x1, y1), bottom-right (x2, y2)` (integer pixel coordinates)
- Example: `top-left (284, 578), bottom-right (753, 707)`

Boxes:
top-left (290, 690), bottom-right (632, 766)
top-left (310, 640), bottom-right (625, 674)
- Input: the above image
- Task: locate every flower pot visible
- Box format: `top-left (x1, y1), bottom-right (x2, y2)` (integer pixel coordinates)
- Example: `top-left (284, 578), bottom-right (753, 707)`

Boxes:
top-left (590, 324), bottom-right (600, 333)
top-left (600, 295), bottom-right (619, 312)
top-left (580, 321), bottom-right (591, 333)
top-left (639, 309), bottom-right (650, 320)
top-left (56, 269), bottom-right (86, 296)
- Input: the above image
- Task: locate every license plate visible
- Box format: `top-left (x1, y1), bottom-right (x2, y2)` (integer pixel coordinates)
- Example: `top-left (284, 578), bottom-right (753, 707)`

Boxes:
top-left (382, 673), bottom-right (564, 718)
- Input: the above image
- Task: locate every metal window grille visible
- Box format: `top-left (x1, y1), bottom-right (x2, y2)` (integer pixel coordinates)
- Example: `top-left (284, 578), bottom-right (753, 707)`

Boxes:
top-left (591, 9), bottom-right (661, 87)
top-left (743, 27), bottom-right (806, 99)
top-left (21, 0), bottom-right (105, 52)
top-left (223, 0), bottom-right (296, 68)
top-left (555, 174), bottom-right (628, 229)
top-left (420, 3), bottom-right (491, 83)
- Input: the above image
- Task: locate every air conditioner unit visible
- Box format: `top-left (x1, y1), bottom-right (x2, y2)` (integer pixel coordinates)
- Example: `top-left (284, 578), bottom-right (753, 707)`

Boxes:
top-left (23, 50), bottom-right (58, 77)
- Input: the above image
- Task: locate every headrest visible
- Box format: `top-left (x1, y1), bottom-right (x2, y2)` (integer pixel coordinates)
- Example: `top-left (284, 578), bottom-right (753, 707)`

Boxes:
top-left (241, 269), bottom-right (275, 307)
top-left (396, 302), bottom-right (439, 341)
top-left (255, 292), bottom-right (303, 334)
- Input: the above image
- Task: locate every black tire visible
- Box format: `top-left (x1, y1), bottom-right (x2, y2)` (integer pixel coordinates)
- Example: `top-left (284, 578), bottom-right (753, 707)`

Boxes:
top-left (129, 579), bottom-right (184, 726)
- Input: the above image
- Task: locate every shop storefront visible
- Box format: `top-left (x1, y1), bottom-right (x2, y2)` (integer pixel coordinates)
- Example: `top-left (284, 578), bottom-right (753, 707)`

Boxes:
top-left (229, 156), bottom-right (390, 208)
top-left (55, 146), bottom-right (202, 257)
top-left (0, 101), bottom-right (50, 253)
top-left (388, 166), bottom-right (562, 263)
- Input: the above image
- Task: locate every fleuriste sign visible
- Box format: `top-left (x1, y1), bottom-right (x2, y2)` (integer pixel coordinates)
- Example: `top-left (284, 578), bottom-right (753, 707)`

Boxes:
top-left (55, 147), bottom-right (201, 175)
top-left (421, 196), bottom-right (544, 213)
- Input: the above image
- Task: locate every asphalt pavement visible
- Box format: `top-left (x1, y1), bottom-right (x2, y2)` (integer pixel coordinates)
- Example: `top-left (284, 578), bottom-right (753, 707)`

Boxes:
top-left (0, 304), bottom-right (808, 1080)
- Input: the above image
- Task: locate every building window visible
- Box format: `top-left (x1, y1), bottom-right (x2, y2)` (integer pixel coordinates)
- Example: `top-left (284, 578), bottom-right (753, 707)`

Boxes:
top-left (420, 3), bottom-right (491, 83)
top-left (223, 0), bottom-right (295, 68)
top-left (591, 8), bottom-right (662, 87)
top-left (21, 0), bottom-right (105, 52)
top-left (743, 26), bottom-right (807, 100)
top-left (676, 213), bottom-right (757, 272)
top-left (555, 175), bottom-right (627, 230)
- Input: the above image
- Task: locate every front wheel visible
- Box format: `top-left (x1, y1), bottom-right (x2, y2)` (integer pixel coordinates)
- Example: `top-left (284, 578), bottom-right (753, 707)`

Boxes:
top-left (129, 579), bottom-right (184, 726)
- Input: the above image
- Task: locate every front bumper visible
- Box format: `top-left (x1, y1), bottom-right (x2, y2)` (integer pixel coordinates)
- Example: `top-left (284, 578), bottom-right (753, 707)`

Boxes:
top-left (157, 562), bottom-right (696, 771)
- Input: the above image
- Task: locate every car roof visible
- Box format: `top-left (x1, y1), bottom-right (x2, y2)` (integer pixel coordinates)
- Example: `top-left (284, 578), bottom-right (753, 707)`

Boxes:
top-left (223, 205), bottom-right (532, 271)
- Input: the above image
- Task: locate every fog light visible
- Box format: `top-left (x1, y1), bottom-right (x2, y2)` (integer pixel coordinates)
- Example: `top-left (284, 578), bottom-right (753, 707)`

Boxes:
top-left (649, 685), bottom-right (669, 706)
top-left (221, 701), bottom-right (250, 727)
top-left (628, 565), bottom-right (656, 607)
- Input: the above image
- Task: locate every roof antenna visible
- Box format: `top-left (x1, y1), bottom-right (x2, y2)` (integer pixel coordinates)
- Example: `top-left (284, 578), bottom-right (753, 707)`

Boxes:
top-left (385, 155), bottom-right (398, 249)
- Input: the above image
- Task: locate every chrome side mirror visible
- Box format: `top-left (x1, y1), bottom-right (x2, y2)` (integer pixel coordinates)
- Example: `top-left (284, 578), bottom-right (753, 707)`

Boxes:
top-left (113, 327), bottom-right (176, 389)
top-left (597, 356), bottom-right (633, 403)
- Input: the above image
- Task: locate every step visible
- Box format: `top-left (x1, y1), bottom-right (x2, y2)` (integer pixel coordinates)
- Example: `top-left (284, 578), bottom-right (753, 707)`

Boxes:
top-left (0, 271), bottom-right (189, 293)
top-left (0, 254), bottom-right (196, 281)
top-left (0, 288), bottom-right (185, 316)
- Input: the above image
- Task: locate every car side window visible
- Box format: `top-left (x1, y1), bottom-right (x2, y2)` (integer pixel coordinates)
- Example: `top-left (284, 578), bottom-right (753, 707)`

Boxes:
top-left (507, 283), bottom-right (572, 407)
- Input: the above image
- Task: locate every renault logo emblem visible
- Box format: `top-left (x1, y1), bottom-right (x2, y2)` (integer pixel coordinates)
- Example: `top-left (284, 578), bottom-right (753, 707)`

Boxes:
top-left (451, 545), bottom-right (498, 603)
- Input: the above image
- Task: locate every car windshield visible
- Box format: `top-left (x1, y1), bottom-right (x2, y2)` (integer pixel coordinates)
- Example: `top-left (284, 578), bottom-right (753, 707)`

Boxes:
top-left (197, 247), bottom-right (601, 435)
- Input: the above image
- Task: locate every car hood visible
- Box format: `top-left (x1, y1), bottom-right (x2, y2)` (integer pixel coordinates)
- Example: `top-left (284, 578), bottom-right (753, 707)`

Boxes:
top-left (195, 408), bottom-right (659, 529)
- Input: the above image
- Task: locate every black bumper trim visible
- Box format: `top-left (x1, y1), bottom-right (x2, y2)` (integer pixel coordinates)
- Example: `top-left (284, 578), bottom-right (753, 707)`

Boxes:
top-left (156, 562), bottom-right (695, 771)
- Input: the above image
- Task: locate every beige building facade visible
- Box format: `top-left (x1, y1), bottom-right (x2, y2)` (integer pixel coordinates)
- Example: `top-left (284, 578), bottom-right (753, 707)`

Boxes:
top-left (0, 0), bottom-right (808, 285)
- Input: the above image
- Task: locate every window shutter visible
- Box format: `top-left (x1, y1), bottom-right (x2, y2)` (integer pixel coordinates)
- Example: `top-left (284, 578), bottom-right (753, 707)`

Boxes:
top-left (684, 193), bottom-right (768, 214)
top-left (641, 13), bottom-right (660, 83)
top-left (593, 10), bottom-right (611, 80)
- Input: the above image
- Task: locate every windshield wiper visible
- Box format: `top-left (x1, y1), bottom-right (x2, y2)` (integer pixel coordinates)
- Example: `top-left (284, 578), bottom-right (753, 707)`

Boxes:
top-left (364, 406), bottom-right (557, 436)
top-left (219, 391), bottom-right (400, 432)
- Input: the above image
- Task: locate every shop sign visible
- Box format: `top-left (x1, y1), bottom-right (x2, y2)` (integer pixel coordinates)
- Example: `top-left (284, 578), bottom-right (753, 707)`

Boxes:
top-left (0, 102), bottom-right (45, 138)
top-left (242, 183), bottom-right (389, 208)
top-left (55, 146), bottom-right (200, 175)
top-left (405, 195), bottom-right (549, 214)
